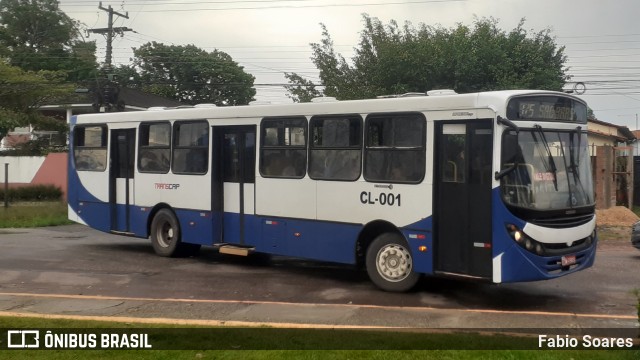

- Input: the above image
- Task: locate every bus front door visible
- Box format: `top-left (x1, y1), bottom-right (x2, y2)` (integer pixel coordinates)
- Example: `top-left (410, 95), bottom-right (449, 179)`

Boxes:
top-left (434, 121), bottom-right (493, 279)
top-left (211, 126), bottom-right (256, 245)
top-left (109, 128), bottom-right (136, 234)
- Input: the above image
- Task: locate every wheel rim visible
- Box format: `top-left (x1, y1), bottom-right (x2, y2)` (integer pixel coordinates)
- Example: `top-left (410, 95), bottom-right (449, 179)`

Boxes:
top-left (376, 244), bottom-right (412, 282)
top-left (156, 219), bottom-right (175, 248)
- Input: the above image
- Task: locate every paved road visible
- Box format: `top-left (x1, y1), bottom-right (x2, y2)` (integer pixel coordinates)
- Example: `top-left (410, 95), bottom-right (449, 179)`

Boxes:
top-left (0, 225), bottom-right (638, 330)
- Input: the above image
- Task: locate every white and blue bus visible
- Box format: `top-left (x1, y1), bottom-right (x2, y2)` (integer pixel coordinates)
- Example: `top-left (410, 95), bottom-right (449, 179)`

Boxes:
top-left (68, 90), bottom-right (597, 292)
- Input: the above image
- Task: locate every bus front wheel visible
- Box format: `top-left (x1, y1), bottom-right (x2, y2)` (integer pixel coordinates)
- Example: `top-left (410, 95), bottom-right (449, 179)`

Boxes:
top-left (150, 209), bottom-right (199, 257)
top-left (366, 233), bottom-right (419, 292)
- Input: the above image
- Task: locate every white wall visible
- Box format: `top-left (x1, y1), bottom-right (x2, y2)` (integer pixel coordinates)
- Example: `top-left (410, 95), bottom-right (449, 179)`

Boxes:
top-left (0, 156), bottom-right (46, 183)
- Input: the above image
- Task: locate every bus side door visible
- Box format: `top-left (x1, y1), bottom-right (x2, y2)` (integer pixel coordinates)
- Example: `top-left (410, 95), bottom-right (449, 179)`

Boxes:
top-left (211, 125), bottom-right (256, 245)
top-left (434, 120), bottom-right (493, 278)
top-left (109, 128), bottom-right (136, 233)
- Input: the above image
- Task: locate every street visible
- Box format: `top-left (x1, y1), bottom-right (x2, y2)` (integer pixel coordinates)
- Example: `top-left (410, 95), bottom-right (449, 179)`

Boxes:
top-left (0, 225), bottom-right (638, 330)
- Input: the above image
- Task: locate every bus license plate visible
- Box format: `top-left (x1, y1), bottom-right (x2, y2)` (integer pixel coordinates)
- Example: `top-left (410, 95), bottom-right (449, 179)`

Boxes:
top-left (561, 255), bottom-right (576, 266)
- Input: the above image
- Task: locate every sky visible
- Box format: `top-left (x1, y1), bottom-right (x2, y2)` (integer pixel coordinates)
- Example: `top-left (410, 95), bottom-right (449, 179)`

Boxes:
top-left (59, 0), bottom-right (640, 129)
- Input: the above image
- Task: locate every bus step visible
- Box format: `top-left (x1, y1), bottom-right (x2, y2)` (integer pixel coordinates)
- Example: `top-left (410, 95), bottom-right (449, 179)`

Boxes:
top-left (218, 245), bottom-right (255, 256)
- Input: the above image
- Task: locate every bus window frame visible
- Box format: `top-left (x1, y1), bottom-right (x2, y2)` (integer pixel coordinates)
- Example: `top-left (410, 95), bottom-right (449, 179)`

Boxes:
top-left (363, 112), bottom-right (427, 184)
top-left (138, 121), bottom-right (172, 174)
top-left (171, 120), bottom-right (210, 175)
top-left (73, 124), bottom-right (108, 172)
top-left (259, 116), bottom-right (308, 179)
top-left (308, 114), bottom-right (363, 182)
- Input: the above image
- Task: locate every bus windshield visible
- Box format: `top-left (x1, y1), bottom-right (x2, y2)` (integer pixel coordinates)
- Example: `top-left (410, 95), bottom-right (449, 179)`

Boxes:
top-left (500, 129), bottom-right (594, 211)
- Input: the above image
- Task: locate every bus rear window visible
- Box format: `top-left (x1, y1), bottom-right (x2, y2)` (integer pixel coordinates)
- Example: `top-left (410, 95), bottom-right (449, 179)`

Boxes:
top-left (364, 113), bottom-right (426, 183)
top-left (73, 125), bottom-right (107, 171)
top-left (260, 117), bottom-right (307, 178)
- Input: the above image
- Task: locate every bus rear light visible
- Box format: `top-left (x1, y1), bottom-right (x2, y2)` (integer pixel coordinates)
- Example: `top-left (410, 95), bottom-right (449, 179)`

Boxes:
top-left (409, 234), bottom-right (426, 240)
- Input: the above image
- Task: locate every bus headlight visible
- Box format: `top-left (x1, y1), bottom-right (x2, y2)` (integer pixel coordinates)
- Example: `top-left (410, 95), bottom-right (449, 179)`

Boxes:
top-left (514, 230), bottom-right (523, 242)
top-left (585, 230), bottom-right (596, 245)
top-left (507, 224), bottom-right (524, 244)
top-left (525, 239), bottom-right (534, 251)
top-left (506, 224), bottom-right (546, 256)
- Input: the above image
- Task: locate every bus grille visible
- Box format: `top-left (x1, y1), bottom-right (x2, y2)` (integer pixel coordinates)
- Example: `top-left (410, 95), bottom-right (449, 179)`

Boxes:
top-left (530, 214), bottom-right (594, 229)
top-left (541, 238), bottom-right (587, 255)
top-left (545, 253), bottom-right (587, 274)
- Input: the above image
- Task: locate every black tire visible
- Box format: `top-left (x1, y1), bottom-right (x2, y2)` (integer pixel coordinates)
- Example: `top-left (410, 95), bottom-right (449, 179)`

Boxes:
top-left (366, 233), bottom-right (419, 292)
top-left (150, 208), bottom-right (183, 257)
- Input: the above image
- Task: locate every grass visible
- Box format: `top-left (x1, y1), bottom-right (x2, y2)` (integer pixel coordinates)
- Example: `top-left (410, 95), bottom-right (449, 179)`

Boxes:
top-left (0, 315), bottom-right (637, 359)
top-left (0, 201), bottom-right (72, 228)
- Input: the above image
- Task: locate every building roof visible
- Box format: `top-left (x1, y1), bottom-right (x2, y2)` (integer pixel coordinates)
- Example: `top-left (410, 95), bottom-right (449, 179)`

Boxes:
top-left (118, 87), bottom-right (184, 109)
top-left (588, 118), bottom-right (635, 142)
top-left (38, 87), bottom-right (184, 116)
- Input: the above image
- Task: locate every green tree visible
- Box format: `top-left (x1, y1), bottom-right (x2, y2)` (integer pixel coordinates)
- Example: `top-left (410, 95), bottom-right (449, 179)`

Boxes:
top-left (287, 15), bottom-right (569, 101)
top-left (284, 72), bottom-right (323, 102)
top-left (0, 0), bottom-right (97, 81)
top-left (0, 61), bottom-right (72, 143)
top-left (126, 42), bottom-right (256, 106)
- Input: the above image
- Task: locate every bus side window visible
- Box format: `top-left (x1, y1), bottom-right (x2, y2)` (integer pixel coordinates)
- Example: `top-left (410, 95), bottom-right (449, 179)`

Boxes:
top-left (364, 113), bottom-right (426, 183)
top-left (138, 122), bottom-right (171, 173)
top-left (172, 121), bottom-right (209, 175)
top-left (259, 117), bottom-right (307, 178)
top-left (74, 125), bottom-right (107, 172)
top-left (309, 115), bottom-right (362, 181)
top-left (441, 133), bottom-right (466, 183)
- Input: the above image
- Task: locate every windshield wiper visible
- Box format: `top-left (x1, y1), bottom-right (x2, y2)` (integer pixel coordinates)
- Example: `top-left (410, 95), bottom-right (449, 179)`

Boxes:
top-left (532, 125), bottom-right (558, 191)
top-left (495, 116), bottom-right (520, 180)
top-left (556, 132), bottom-right (577, 207)
top-left (568, 126), bottom-right (589, 204)
top-left (569, 126), bottom-right (582, 178)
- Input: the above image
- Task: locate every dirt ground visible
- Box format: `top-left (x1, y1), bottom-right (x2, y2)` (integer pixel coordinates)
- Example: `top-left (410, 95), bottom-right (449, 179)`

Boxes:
top-left (596, 206), bottom-right (638, 243)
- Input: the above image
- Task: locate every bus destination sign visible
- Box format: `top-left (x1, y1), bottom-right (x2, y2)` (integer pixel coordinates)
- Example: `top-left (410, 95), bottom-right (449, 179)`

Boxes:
top-left (507, 96), bottom-right (587, 123)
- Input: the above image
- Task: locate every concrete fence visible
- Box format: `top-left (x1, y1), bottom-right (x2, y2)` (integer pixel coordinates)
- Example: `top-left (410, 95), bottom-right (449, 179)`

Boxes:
top-left (0, 153), bottom-right (68, 199)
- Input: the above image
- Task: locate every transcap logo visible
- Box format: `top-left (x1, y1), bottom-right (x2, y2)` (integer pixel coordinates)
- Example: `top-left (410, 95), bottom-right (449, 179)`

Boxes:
top-left (7, 330), bottom-right (40, 348)
top-left (155, 183), bottom-right (180, 190)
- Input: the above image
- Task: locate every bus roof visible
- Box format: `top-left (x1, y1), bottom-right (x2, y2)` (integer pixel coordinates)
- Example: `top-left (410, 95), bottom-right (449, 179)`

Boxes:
top-left (73, 90), bottom-right (581, 124)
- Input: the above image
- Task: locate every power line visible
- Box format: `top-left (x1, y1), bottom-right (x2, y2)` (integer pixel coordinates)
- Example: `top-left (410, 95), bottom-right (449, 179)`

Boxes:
top-left (63, 0), bottom-right (467, 13)
top-left (63, 0), bottom-right (326, 6)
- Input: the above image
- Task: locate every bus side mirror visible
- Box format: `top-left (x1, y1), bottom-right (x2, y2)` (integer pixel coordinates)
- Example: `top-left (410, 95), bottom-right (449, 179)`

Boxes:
top-left (495, 165), bottom-right (517, 180)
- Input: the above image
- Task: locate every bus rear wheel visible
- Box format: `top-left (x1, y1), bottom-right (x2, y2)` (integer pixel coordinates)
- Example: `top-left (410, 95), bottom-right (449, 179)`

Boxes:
top-left (150, 209), bottom-right (200, 257)
top-left (366, 233), bottom-right (419, 292)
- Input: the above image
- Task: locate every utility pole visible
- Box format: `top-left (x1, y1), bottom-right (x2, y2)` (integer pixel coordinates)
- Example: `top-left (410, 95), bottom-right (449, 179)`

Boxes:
top-left (87, 2), bottom-right (133, 111)
top-left (88, 2), bottom-right (132, 70)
